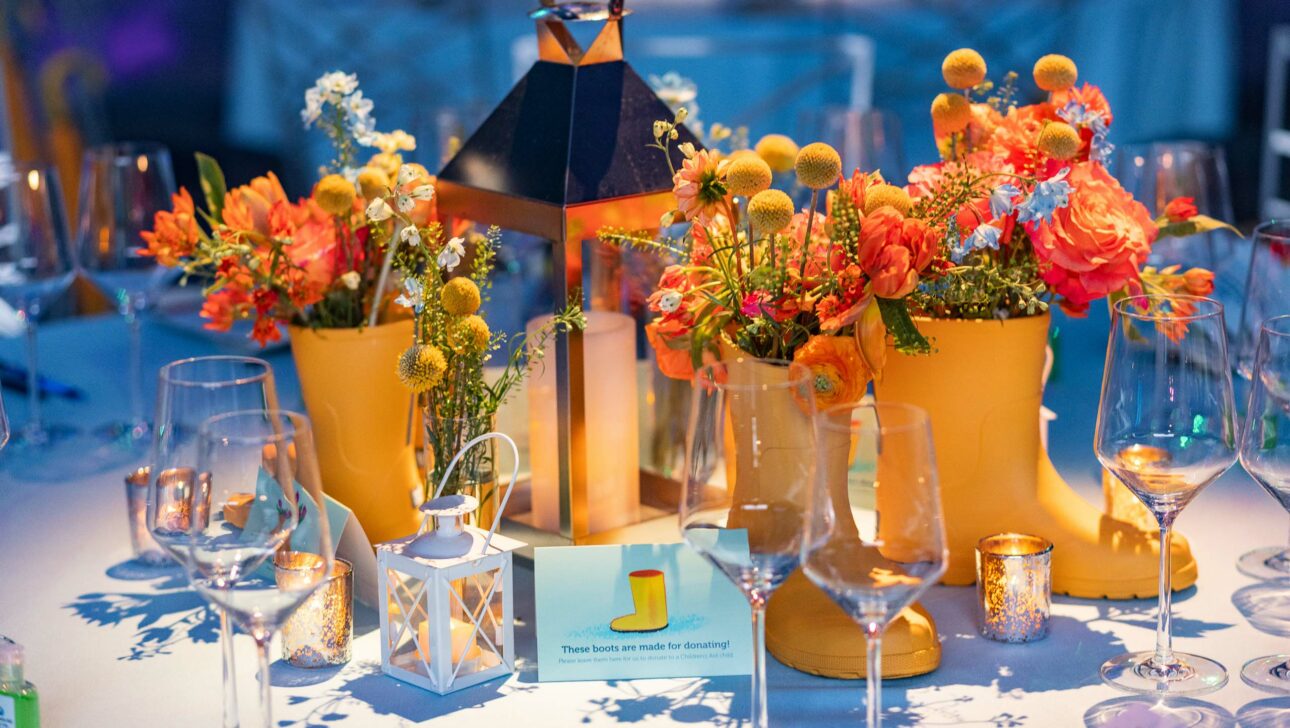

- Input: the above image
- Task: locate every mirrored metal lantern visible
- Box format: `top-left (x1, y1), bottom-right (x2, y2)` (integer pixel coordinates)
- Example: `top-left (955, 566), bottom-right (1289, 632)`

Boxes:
top-left (435, 0), bottom-right (702, 547)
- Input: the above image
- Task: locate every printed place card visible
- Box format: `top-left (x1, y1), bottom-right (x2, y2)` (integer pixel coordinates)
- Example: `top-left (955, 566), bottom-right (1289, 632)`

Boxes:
top-left (534, 542), bottom-right (752, 682)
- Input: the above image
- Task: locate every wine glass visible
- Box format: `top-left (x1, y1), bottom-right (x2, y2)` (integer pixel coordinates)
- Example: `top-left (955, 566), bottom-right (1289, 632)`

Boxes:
top-left (75, 142), bottom-right (177, 451)
top-left (1095, 294), bottom-right (1237, 696)
top-left (680, 355), bottom-right (815, 728)
top-left (801, 402), bottom-right (946, 728)
top-left (1235, 222), bottom-right (1290, 579)
top-left (1238, 314), bottom-right (1290, 693)
top-left (0, 162), bottom-right (77, 461)
top-left (1113, 142), bottom-right (1241, 337)
top-left (0, 390), bottom-right (10, 450)
top-left (151, 355), bottom-right (278, 728)
top-left (798, 107), bottom-right (907, 184)
top-left (158, 409), bottom-right (332, 728)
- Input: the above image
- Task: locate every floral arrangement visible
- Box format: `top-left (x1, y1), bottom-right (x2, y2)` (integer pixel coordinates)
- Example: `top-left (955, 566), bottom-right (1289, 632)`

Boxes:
top-left (389, 225), bottom-right (584, 501)
top-left (141, 71), bottom-right (440, 345)
top-left (610, 51), bottom-right (1233, 400)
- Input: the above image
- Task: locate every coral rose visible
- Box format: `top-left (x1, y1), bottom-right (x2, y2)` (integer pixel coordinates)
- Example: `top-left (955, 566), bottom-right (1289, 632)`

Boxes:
top-left (793, 335), bottom-right (871, 408)
top-left (1025, 162), bottom-right (1156, 309)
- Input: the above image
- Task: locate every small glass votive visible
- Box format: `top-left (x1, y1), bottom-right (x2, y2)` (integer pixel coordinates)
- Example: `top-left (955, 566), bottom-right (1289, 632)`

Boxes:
top-left (278, 556), bottom-right (353, 667)
top-left (125, 467), bottom-right (169, 565)
top-left (976, 533), bottom-right (1053, 643)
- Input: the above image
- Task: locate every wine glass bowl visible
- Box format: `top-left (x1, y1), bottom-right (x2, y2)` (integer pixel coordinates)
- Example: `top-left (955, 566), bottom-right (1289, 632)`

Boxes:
top-left (1239, 314), bottom-right (1290, 693)
top-left (800, 402), bottom-right (946, 728)
top-left (680, 355), bottom-right (816, 728)
top-left (1095, 294), bottom-right (1237, 696)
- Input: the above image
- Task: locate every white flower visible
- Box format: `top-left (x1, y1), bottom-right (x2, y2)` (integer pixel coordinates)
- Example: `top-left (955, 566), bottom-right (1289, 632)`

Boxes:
top-left (395, 278), bottom-right (425, 310)
top-left (316, 71), bottom-right (358, 102)
top-left (339, 271), bottom-right (361, 290)
top-left (397, 164), bottom-right (420, 187)
top-left (344, 91), bottom-right (373, 122)
top-left (400, 225), bottom-right (421, 247)
top-left (396, 194), bottom-right (414, 213)
top-left (365, 197), bottom-right (393, 222)
top-left (658, 290), bottom-right (683, 314)
top-left (408, 183), bottom-right (434, 201)
top-left (678, 142), bottom-right (696, 159)
top-left (301, 87), bottom-right (323, 127)
top-left (437, 236), bottom-right (466, 272)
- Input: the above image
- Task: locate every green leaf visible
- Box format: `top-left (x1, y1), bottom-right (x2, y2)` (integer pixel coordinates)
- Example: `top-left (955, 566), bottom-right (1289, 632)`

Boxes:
top-left (195, 152), bottom-right (227, 220)
top-left (1155, 214), bottom-right (1241, 239)
top-left (876, 298), bottom-right (931, 354)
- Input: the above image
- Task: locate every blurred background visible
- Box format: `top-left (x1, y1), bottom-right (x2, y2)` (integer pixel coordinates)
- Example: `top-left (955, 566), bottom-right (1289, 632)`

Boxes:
top-left (1, 0), bottom-right (1285, 329)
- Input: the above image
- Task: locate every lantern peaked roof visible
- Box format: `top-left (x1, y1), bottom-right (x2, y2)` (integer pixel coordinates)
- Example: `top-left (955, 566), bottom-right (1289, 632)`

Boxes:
top-left (435, 1), bottom-right (700, 241)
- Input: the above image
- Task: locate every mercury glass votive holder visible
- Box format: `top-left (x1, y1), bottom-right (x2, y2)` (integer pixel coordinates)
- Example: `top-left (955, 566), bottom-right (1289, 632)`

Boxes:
top-left (278, 556), bottom-right (353, 667)
top-left (124, 467), bottom-right (169, 565)
top-left (976, 533), bottom-right (1053, 643)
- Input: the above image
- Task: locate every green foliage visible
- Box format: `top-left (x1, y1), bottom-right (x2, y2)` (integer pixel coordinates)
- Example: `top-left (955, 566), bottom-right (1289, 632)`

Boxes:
top-left (195, 153), bottom-right (227, 220)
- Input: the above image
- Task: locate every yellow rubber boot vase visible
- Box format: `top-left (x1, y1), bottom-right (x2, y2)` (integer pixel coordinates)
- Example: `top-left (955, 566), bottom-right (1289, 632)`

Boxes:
top-left (610, 569), bottom-right (669, 633)
top-left (874, 314), bottom-right (1196, 599)
top-left (721, 358), bottom-right (940, 679)
top-left (289, 320), bottom-right (423, 545)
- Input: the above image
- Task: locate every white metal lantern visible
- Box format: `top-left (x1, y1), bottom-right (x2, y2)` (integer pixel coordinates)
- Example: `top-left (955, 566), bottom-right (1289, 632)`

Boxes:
top-left (378, 433), bottom-right (524, 694)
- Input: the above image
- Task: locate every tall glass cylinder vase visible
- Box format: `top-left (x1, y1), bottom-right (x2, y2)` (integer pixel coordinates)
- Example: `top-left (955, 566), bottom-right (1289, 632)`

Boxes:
top-left (424, 412), bottom-right (498, 528)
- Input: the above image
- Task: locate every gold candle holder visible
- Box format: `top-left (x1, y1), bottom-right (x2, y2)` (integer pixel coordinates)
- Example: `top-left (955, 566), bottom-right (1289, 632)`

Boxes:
top-left (976, 533), bottom-right (1053, 643)
top-left (278, 556), bottom-right (353, 668)
top-left (124, 468), bottom-right (169, 565)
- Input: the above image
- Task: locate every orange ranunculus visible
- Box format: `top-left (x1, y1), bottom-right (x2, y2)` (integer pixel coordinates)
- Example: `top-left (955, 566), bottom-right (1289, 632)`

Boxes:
top-left (1026, 162), bottom-right (1156, 310)
top-left (646, 321), bottom-right (695, 380)
top-left (793, 335), bottom-right (871, 408)
top-left (1164, 196), bottom-right (1198, 223)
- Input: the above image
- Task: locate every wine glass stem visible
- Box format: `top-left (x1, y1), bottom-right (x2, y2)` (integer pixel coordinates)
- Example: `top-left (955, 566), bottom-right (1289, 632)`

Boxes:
top-left (22, 315), bottom-right (43, 442)
top-left (750, 602), bottom-right (768, 728)
top-left (1153, 524), bottom-right (1175, 667)
top-left (220, 609), bottom-right (240, 728)
top-left (254, 633), bottom-right (273, 728)
top-left (865, 625), bottom-right (882, 728)
top-left (126, 303), bottom-right (145, 430)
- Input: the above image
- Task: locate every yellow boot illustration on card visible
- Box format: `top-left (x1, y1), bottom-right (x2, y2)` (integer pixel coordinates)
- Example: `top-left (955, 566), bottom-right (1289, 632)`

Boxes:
top-left (610, 569), bottom-right (669, 633)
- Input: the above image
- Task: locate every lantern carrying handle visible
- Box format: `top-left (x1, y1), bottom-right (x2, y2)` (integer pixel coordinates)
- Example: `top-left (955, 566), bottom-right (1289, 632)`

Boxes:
top-left (431, 431), bottom-right (520, 552)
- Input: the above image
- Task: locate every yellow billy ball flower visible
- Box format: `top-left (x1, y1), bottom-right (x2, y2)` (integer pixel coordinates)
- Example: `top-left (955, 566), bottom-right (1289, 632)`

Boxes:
top-left (452, 314), bottom-right (491, 353)
top-left (930, 93), bottom-right (972, 134)
top-left (754, 134), bottom-right (800, 173)
top-left (357, 167), bottom-right (390, 199)
top-left (747, 189), bottom-right (795, 234)
top-left (313, 174), bottom-right (356, 216)
top-left (397, 344), bottom-right (447, 392)
top-left (1037, 122), bottom-right (1082, 160)
top-left (862, 184), bottom-right (912, 217)
top-left (795, 142), bottom-right (842, 190)
top-left (1033, 54), bottom-right (1078, 92)
top-left (942, 48), bottom-right (987, 90)
top-left (725, 155), bottom-right (773, 197)
top-left (441, 277), bottom-right (482, 316)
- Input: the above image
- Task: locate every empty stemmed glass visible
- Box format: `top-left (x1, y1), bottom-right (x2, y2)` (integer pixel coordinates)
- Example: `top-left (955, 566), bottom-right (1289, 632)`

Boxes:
top-left (151, 356), bottom-right (278, 728)
top-left (155, 409), bottom-right (332, 728)
top-left (1236, 222), bottom-right (1290, 579)
top-left (75, 143), bottom-right (176, 451)
top-left (1096, 294), bottom-right (1237, 696)
top-left (680, 356), bottom-right (815, 728)
top-left (1238, 314), bottom-right (1290, 693)
top-left (801, 402), bottom-right (946, 728)
top-left (0, 162), bottom-right (77, 466)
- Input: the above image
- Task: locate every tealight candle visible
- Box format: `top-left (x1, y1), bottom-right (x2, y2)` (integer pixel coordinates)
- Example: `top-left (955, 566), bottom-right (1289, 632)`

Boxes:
top-left (124, 468), bottom-right (168, 565)
top-left (277, 556), bottom-right (353, 668)
top-left (418, 618), bottom-right (483, 667)
top-left (976, 533), bottom-right (1053, 643)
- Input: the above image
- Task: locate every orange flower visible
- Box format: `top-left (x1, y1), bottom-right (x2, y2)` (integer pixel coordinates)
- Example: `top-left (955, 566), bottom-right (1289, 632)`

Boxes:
top-left (857, 207), bottom-right (932, 298)
top-left (222, 172), bottom-right (288, 235)
top-left (646, 321), bottom-right (697, 381)
top-left (673, 150), bottom-right (729, 226)
top-left (1183, 267), bottom-right (1215, 296)
top-left (793, 335), bottom-right (870, 408)
top-left (1164, 196), bottom-right (1198, 223)
top-left (140, 189), bottom-right (201, 266)
top-left (1027, 162), bottom-right (1156, 309)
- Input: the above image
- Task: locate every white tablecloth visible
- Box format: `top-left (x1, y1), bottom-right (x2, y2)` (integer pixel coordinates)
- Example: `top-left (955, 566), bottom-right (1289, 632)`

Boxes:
top-left (1, 312), bottom-right (1287, 727)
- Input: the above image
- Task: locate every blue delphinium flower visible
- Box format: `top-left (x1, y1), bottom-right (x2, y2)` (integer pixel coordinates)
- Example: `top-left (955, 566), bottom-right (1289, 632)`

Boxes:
top-left (1057, 100), bottom-right (1114, 164)
top-left (951, 222), bottom-right (1003, 263)
top-left (1017, 168), bottom-right (1073, 225)
top-left (989, 184), bottom-right (1022, 219)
